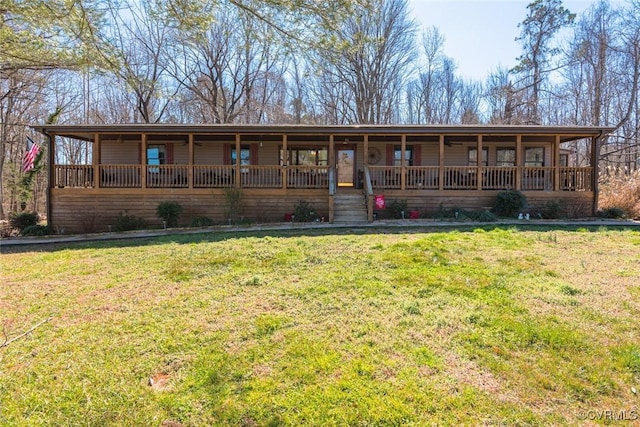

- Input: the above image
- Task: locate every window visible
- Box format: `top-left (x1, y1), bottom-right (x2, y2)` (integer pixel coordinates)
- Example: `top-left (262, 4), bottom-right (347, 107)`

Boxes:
top-left (468, 148), bottom-right (488, 166)
top-left (231, 145), bottom-right (251, 165)
top-left (496, 148), bottom-right (516, 166)
top-left (525, 147), bottom-right (544, 166)
top-left (147, 145), bottom-right (166, 172)
top-left (281, 147), bottom-right (328, 166)
top-left (394, 145), bottom-right (413, 166)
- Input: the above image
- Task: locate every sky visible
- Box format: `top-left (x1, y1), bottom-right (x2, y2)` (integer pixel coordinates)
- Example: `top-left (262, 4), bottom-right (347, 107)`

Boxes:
top-left (407, 0), bottom-right (614, 81)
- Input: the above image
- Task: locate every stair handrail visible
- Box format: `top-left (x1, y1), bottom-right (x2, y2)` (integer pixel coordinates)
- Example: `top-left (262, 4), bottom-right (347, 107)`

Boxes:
top-left (329, 167), bottom-right (336, 196)
top-left (363, 166), bottom-right (374, 222)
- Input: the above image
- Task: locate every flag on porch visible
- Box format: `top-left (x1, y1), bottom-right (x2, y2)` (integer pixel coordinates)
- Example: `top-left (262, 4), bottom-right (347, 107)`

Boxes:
top-left (22, 137), bottom-right (40, 172)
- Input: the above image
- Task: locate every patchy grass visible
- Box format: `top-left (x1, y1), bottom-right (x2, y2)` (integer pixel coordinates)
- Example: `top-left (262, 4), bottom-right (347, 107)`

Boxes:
top-left (1, 227), bottom-right (639, 426)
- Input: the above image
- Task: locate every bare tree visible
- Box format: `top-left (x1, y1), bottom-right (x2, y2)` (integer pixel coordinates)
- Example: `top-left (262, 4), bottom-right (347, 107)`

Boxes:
top-left (168, 6), bottom-right (287, 124)
top-left (512, 0), bottom-right (576, 124)
top-left (311, 0), bottom-right (417, 124)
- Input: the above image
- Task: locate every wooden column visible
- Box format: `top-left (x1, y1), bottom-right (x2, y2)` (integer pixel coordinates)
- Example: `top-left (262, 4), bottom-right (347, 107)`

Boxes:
top-left (476, 134), bottom-right (483, 190)
top-left (363, 135), bottom-right (369, 167)
top-left (188, 133), bottom-right (194, 189)
top-left (141, 133), bottom-right (147, 189)
top-left (329, 134), bottom-right (335, 223)
top-left (400, 134), bottom-right (406, 190)
top-left (235, 133), bottom-right (241, 188)
top-left (438, 134), bottom-right (444, 191)
top-left (592, 135), bottom-right (600, 215)
top-left (282, 134), bottom-right (288, 190)
top-left (47, 133), bottom-right (55, 228)
top-left (329, 134), bottom-right (335, 176)
top-left (93, 133), bottom-right (100, 189)
top-left (553, 135), bottom-right (560, 191)
top-left (515, 135), bottom-right (522, 191)
top-left (363, 135), bottom-right (369, 191)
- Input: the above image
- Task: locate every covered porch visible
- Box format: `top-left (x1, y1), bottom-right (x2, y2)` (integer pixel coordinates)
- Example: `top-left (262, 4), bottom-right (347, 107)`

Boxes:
top-left (35, 124), bottom-right (611, 231)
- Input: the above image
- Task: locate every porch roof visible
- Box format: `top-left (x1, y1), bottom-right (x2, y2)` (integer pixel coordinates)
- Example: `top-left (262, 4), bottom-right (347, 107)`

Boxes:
top-left (32, 124), bottom-right (615, 144)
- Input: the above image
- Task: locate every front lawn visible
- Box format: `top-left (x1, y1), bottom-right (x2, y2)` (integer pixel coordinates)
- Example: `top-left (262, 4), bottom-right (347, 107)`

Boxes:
top-left (1, 227), bottom-right (639, 425)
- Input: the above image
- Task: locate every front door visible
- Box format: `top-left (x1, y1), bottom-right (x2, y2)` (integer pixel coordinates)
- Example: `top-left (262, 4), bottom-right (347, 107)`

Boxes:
top-left (337, 148), bottom-right (355, 187)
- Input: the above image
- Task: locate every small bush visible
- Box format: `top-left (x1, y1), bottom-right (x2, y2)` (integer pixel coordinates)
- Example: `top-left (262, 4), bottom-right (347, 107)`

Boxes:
top-left (493, 190), bottom-right (527, 217)
top-left (156, 201), bottom-right (183, 227)
top-left (293, 200), bottom-right (317, 222)
top-left (465, 209), bottom-right (498, 222)
top-left (387, 199), bottom-right (409, 219)
top-left (535, 200), bottom-right (564, 219)
top-left (0, 221), bottom-right (14, 238)
top-left (596, 207), bottom-right (625, 219)
top-left (78, 210), bottom-right (102, 233)
top-left (113, 212), bottom-right (148, 232)
top-left (433, 207), bottom-right (497, 222)
top-left (21, 225), bottom-right (55, 236)
top-left (9, 212), bottom-right (38, 231)
top-left (190, 216), bottom-right (215, 227)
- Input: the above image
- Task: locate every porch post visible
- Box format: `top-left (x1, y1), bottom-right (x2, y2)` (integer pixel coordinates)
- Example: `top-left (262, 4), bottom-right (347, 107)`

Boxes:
top-left (438, 134), bottom-right (444, 191)
top-left (235, 133), bottom-right (241, 188)
top-left (515, 135), bottom-right (522, 190)
top-left (476, 134), bottom-right (483, 190)
top-left (282, 134), bottom-right (288, 190)
top-left (93, 133), bottom-right (100, 189)
top-left (47, 133), bottom-right (55, 227)
top-left (363, 134), bottom-right (369, 167)
top-left (329, 134), bottom-right (335, 177)
top-left (364, 133), bottom-right (369, 191)
top-left (329, 134), bottom-right (335, 223)
top-left (188, 133), bottom-right (194, 189)
top-left (141, 133), bottom-right (147, 189)
top-left (592, 135), bottom-right (600, 215)
top-left (400, 134), bottom-right (406, 190)
top-left (553, 135), bottom-right (560, 191)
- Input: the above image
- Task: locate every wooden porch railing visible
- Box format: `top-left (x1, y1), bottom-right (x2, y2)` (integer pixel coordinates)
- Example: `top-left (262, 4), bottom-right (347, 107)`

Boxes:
top-left (52, 165), bottom-right (595, 192)
top-left (363, 166), bottom-right (374, 222)
top-left (406, 166), bottom-right (439, 189)
top-left (521, 167), bottom-right (554, 190)
top-left (483, 167), bottom-right (516, 190)
top-left (560, 167), bottom-right (592, 191)
top-left (443, 167), bottom-right (477, 189)
top-left (368, 166), bottom-right (401, 189)
top-left (241, 165), bottom-right (282, 188)
top-left (100, 165), bottom-right (141, 188)
top-left (54, 165), bottom-right (94, 188)
top-left (146, 165), bottom-right (189, 188)
top-left (287, 166), bottom-right (330, 189)
top-left (194, 165), bottom-right (235, 188)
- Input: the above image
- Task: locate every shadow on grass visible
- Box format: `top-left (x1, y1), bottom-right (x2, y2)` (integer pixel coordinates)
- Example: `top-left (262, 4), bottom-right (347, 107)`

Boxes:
top-left (2, 221), bottom-right (638, 254)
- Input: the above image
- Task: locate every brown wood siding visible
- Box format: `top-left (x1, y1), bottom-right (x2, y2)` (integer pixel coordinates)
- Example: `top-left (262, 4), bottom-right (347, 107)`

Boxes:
top-left (49, 189), bottom-right (330, 233)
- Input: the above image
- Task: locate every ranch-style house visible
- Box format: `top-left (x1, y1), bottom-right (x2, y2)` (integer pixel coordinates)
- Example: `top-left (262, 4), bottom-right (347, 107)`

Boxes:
top-left (33, 124), bottom-right (613, 233)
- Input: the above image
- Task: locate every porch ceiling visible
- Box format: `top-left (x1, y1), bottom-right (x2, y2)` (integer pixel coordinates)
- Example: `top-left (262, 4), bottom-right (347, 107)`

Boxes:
top-left (32, 124), bottom-right (615, 144)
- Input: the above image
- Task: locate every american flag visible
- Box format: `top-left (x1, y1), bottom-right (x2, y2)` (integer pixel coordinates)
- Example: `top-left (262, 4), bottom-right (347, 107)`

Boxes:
top-left (22, 137), bottom-right (40, 172)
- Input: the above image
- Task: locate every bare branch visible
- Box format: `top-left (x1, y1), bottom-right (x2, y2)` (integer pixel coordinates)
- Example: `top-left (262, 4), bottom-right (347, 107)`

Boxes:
top-left (0, 317), bottom-right (53, 350)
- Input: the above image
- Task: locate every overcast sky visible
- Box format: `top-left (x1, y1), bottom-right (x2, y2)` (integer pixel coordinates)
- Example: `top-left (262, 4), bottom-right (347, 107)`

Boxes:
top-left (407, 0), bottom-right (620, 81)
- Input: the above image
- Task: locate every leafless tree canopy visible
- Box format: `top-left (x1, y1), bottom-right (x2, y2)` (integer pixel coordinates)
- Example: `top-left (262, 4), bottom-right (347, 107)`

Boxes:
top-left (2, 0), bottom-right (640, 218)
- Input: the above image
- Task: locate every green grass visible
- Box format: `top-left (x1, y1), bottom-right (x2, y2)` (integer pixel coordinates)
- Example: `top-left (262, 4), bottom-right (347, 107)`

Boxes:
top-left (1, 227), bottom-right (639, 426)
